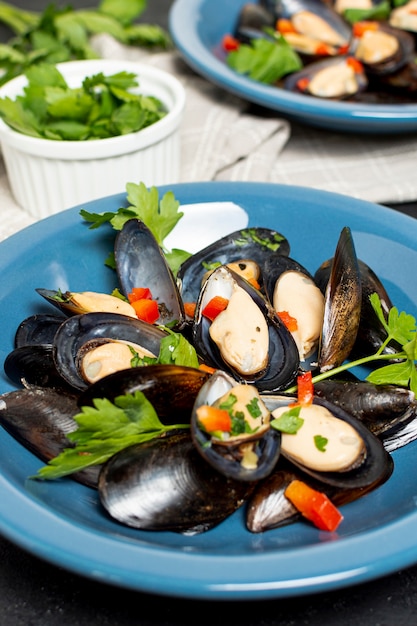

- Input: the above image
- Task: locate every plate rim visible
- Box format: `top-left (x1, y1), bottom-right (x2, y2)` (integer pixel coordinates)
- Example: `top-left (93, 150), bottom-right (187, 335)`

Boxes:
top-left (1, 180), bottom-right (417, 600)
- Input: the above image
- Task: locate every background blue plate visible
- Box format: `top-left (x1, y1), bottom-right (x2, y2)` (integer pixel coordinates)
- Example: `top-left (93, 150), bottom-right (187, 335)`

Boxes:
top-left (1, 181), bottom-right (417, 600)
top-left (169, 0), bottom-right (417, 134)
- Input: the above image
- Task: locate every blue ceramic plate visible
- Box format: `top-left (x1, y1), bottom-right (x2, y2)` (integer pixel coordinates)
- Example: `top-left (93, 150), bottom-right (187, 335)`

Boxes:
top-left (169, 0), bottom-right (417, 134)
top-left (1, 181), bottom-right (417, 600)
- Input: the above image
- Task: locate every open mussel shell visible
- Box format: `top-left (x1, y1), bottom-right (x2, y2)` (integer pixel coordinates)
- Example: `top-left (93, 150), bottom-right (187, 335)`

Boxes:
top-left (190, 370), bottom-right (282, 481)
top-left (263, 394), bottom-right (394, 490)
top-left (0, 386), bottom-right (99, 488)
top-left (98, 431), bottom-right (255, 534)
top-left (351, 22), bottom-right (415, 76)
top-left (114, 218), bottom-right (185, 329)
top-left (79, 364), bottom-right (210, 426)
top-left (315, 255), bottom-right (401, 360)
top-left (284, 56), bottom-right (368, 99)
top-left (262, 255), bottom-right (325, 364)
top-left (52, 311), bottom-right (168, 391)
top-left (314, 378), bottom-right (417, 440)
top-left (192, 266), bottom-right (299, 392)
top-left (177, 227), bottom-right (290, 305)
top-left (14, 313), bottom-right (65, 348)
top-left (316, 226), bottom-right (362, 372)
top-left (274, 0), bottom-right (352, 46)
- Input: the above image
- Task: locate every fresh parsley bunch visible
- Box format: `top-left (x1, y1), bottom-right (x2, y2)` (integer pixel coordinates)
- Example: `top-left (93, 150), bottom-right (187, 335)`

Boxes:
top-left (0, 0), bottom-right (171, 86)
top-left (0, 63), bottom-right (166, 140)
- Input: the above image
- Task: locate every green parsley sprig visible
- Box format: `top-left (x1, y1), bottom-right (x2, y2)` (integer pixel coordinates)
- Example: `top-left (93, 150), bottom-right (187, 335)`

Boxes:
top-left (80, 182), bottom-right (192, 275)
top-left (226, 29), bottom-right (302, 84)
top-left (35, 390), bottom-right (190, 481)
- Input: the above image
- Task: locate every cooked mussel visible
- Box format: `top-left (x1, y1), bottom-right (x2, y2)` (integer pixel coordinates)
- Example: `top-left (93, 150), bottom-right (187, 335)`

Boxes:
top-left (284, 55), bottom-right (368, 98)
top-left (191, 370), bottom-right (281, 481)
top-left (36, 288), bottom-right (137, 318)
top-left (52, 311), bottom-right (168, 391)
top-left (263, 255), bottom-right (325, 363)
top-left (98, 431), bottom-right (255, 534)
top-left (351, 21), bottom-right (415, 76)
top-left (192, 266), bottom-right (299, 392)
top-left (262, 394), bottom-right (394, 489)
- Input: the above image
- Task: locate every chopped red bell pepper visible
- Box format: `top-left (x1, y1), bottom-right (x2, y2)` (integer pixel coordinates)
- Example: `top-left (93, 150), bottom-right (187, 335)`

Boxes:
top-left (296, 77), bottom-right (310, 92)
top-left (284, 479), bottom-right (344, 532)
top-left (297, 370), bottom-right (314, 406)
top-left (277, 310), bottom-right (298, 332)
top-left (314, 42), bottom-right (332, 56)
top-left (128, 287), bottom-right (153, 303)
top-left (352, 20), bottom-right (379, 38)
top-left (202, 296), bottom-right (229, 321)
top-left (131, 298), bottom-right (159, 324)
top-left (184, 302), bottom-right (196, 318)
top-left (196, 405), bottom-right (232, 434)
top-left (222, 34), bottom-right (240, 52)
top-left (346, 56), bottom-right (364, 74)
top-left (276, 18), bottom-right (297, 34)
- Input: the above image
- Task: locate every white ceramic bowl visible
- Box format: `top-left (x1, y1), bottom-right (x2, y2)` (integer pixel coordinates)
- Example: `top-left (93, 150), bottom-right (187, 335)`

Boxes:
top-left (0, 59), bottom-right (186, 219)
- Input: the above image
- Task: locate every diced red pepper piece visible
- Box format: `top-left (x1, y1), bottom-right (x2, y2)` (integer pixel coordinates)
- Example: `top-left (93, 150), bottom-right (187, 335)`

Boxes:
top-left (297, 370), bottom-right (314, 406)
top-left (128, 287), bottom-right (153, 303)
top-left (222, 34), bottom-right (240, 52)
top-left (314, 42), bottom-right (332, 56)
top-left (196, 405), bottom-right (232, 433)
top-left (184, 302), bottom-right (196, 318)
top-left (352, 20), bottom-right (379, 37)
top-left (285, 480), bottom-right (344, 532)
top-left (296, 77), bottom-right (310, 92)
top-left (346, 56), bottom-right (364, 74)
top-left (131, 298), bottom-right (159, 324)
top-left (202, 296), bottom-right (229, 321)
top-left (277, 310), bottom-right (298, 332)
top-left (276, 18), bottom-right (297, 34)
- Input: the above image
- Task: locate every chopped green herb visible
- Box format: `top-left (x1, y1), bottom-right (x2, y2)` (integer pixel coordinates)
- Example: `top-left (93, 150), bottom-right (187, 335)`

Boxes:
top-left (226, 30), bottom-right (302, 84)
top-left (314, 435), bottom-right (328, 453)
top-left (271, 406), bottom-right (304, 434)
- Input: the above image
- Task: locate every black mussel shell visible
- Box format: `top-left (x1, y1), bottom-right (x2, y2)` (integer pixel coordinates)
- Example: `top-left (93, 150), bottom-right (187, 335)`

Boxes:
top-left (315, 256), bottom-right (401, 360)
top-left (315, 226), bottom-right (362, 373)
top-left (314, 378), bottom-right (417, 439)
top-left (79, 364), bottom-right (210, 426)
top-left (234, 3), bottom-right (276, 44)
top-left (98, 432), bottom-right (255, 534)
top-left (0, 386), bottom-right (98, 488)
top-left (177, 227), bottom-right (290, 305)
top-left (4, 344), bottom-right (76, 393)
top-left (114, 219), bottom-right (185, 329)
top-left (190, 370), bottom-right (282, 482)
top-left (192, 266), bottom-right (299, 392)
top-left (52, 311), bottom-right (168, 391)
top-left (14, 313), bottom-right (65, 348)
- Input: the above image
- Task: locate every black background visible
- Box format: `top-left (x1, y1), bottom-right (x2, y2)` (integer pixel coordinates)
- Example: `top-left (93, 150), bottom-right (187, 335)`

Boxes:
top-left (1, 2), bottom-right (417, 624)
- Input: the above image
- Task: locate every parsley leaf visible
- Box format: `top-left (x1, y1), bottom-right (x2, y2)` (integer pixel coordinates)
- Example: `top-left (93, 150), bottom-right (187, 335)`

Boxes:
top-left (34, 390), bottom-right (190, 480)
top-left (226, 31), bottom-right (302, 84)
top-left (314, 435), bottom-right (328, 452)
top-left (271, 406), bottom-right (304, 434)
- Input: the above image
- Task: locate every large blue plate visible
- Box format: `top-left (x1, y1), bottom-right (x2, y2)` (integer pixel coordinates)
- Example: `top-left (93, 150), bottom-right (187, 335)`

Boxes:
top-left (1, 181), bottom-right (417, 600)
top-left (169, 0), bottom-right (417, 134)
